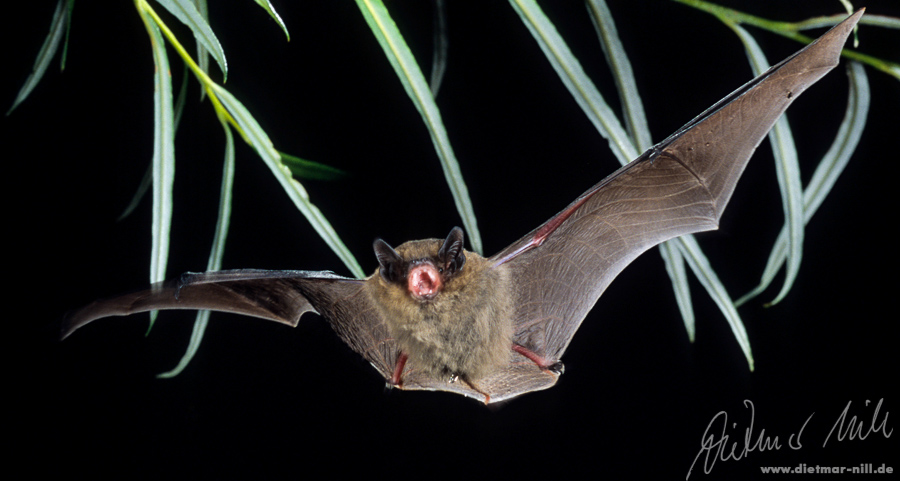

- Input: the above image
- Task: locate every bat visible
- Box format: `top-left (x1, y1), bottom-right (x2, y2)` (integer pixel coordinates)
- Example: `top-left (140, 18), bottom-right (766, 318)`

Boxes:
top-left (62, 10), bottom-right (862, 404)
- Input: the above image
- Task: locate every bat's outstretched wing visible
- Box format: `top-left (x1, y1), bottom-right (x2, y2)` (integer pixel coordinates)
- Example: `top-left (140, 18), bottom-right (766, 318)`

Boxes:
top-left (474, 10), bottom-right (863, 401)
top-left (62, 269), bottom-right (402, 380)
top-left (63, 269), bottom-right (543, 402)
top-left (62, 268), bottom-right (532, 402)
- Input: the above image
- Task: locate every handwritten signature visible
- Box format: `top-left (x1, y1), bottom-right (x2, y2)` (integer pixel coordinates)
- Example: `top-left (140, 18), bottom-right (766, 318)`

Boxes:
top-left (686, 398), bottom-right (891, 480)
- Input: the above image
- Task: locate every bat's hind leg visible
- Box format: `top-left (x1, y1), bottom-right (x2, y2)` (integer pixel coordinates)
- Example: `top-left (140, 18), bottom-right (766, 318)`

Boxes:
top-left (513, 344), bottom-right (565, 374)
top-left (450, 374), bottom-right (492, 404)
top-left (388, 352), bottom-right (409, 387)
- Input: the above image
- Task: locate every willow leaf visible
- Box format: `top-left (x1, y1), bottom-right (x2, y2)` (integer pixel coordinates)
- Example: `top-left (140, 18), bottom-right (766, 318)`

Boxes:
top-left (60, 0), bottom-right (75, 71)
top-left (280, 152), bottom-right (347, 181)
top-left (676, 236), bottom-right (753, 370)
top-left (155, 0), bottom-right (227, 80)
top-left (737, 61), bottom-right (870, 306)
top-left (118, 166), bottom-right (152, 221)
top-left (253, 0), bottom-right (289, 40)
top-left (355, 0), bottom-right (482, 254)
top-left (725, 21), bottom-right (804, 306)
top-left (659, 242), bottom-right (695, 341)
top-left (192, 0), bottom-right (210, 84)
top-left (525, 0), bottom-right (710, 346)
top-left (7, 0), bottom-right (69, 115)
top-left (158, 117), bottom-right (236, 378)
top-left (209, 83), bottom-right (365, 278)
top-left (137, 0), bottom-right (176, 333)
top-left (509, 0), bottom-right (638, 163)
top-left (430, 0), bottom-right (448, 97)
top-left (117, 68), bottom-right (187, 222)
top-left (586, 0), bottom-right (698, 339)
top-left (585, 0), bottom-right (652, 151)
top-left (674, 0), bottom-right (900, 81)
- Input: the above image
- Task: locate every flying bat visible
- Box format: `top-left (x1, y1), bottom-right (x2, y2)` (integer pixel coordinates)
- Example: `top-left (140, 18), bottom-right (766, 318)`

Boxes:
top-left (62, 10), bottom-right (863, 404)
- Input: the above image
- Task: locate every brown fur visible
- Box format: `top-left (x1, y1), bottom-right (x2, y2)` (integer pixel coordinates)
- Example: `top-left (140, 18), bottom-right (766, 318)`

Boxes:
top-left (367, 239), bottom-right (513, 381)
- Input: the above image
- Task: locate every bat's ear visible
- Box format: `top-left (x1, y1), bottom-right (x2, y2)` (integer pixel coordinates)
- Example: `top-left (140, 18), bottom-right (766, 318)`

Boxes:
top-left (438, 226), bottom-right (466, 275)
top-left (374, 238), bottom-right (403, 283)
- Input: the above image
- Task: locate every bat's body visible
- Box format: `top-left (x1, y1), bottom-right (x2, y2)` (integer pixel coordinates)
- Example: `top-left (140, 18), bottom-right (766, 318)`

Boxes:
top-left (371, 228), bottom-right (515, 385)
top-left (62, 11), bottom-right (863, 403)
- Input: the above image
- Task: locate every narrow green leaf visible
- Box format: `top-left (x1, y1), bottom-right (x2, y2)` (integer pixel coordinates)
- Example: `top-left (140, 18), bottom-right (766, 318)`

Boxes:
top-left (172, 66), bottom-right (189, 130)
top-left (209, 83), bottom-right (365, 278)
top-left (280, 152), bottom-right (347, 181)
top-left (659, 242), bottom-right (695, 342)
top-left (586, 0), bottom-right (699, 339)
top-left (192, 0), bottom-right (210, 88)
top-left (800, 62), bottom-right (869, 229)
top-left (117, 165), bottom-right (152, 221)
top-left (118, 68), bottom-right (187, 222)
top-left (737, 62), bottom-right (870, 306)
top-left (765, 117), bottom-right (804, 306)
top-left (157, 311), bottom-right (210, 378)
top-left (726, 21), bottom-right (804, 306)
top-left (534, 0), bottom-right (706, 345)
top-left (852, 13), bottom-right (900, 29)
top-left (509, 0), bottom-right (639, 164)
top-left (430, 0), bottom-right (448, 97)
top-left (7, 0), bottom-right (69, 115)
top-left (137, 0), bottom-right (177, 332)
top-left (356, 0), bottom-right (483, 254)
top-left (60, 0), bottom-right (75, 71)
top-left (253, 0), bottom-right (290, 41)
top-left (155, 0), bottom-right (227, 80)
top-left (676, 236), bottom-right (753, 370)
top-left (158, 117), bottom-right (236, 378)
top-left (673, 0), bottom-right (900, 81)
top-left (585, 0), bottom-right (652, 152)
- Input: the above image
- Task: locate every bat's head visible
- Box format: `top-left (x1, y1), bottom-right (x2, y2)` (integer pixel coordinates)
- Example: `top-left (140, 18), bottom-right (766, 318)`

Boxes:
top-left (373, 226), bottom-right (466, 301)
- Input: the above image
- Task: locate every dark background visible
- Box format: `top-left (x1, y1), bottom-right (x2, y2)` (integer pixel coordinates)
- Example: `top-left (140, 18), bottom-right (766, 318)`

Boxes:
top-left (8, 1), bottom-right (897, 478)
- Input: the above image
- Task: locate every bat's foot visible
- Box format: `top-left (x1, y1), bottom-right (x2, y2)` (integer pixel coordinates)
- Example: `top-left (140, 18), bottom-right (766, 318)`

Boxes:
top-left (513, 344), bottom-right (564, 375)
top-left (455, 375), bottom-right (491, 404)
top-left (547, 361), bottom-right (565, 375)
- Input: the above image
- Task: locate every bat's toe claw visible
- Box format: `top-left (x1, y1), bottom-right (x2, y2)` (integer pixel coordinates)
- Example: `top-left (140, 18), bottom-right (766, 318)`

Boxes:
top-left (548, 361), bottom-right (565, 375)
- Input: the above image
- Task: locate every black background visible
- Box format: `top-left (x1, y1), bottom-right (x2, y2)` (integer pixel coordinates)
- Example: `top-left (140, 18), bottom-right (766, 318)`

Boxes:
top-left (8, 1), bottom-right (897, 478)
